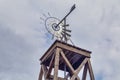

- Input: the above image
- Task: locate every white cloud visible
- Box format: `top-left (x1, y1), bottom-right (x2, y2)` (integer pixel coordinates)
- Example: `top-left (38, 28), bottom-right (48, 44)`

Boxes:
top-left (0, 0), bottom-right (120, 80)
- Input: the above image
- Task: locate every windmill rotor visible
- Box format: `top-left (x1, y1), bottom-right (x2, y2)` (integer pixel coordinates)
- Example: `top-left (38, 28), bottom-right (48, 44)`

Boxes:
top-left (45, 17), bottom-right (63, 39)
top-left (44, 16), bottom-right (72, 41)
top-left (41, 4), bottom-right (76, 42)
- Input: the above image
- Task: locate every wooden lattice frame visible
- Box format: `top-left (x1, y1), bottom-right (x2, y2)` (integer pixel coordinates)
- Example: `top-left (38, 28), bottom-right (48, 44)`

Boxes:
top-left (38, 47), bottom-right (95, 80)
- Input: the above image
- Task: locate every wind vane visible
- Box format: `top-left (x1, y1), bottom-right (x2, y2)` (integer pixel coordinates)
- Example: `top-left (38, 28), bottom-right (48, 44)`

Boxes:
top-left (40, 4), bottom-right (76, 43)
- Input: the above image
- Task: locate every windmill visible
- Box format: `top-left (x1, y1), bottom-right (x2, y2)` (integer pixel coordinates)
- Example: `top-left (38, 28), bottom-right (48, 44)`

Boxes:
top-left (40, 4), bottom-right (76, 43)
top-left (38, 4), bottom-right (95, 80)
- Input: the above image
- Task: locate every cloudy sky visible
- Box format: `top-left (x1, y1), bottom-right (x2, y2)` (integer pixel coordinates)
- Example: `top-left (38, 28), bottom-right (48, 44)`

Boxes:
top-left (0, 0), bottom-right (120, 80)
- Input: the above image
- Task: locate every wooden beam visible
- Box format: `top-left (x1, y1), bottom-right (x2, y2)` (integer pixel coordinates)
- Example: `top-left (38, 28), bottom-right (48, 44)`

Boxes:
top-left (41, 44), bottom-right (56, 63)
top-left (54, 48), bottom-right (60, 80)
top-left (82, 63), bottom-right (88, 80)
top-left (56, 43), bottom-right (91, 57)
top-left (70, 75), bottom-right (76, 80)
top-left (38, 67), bottom-right (43, 80)
top-left (87, 59), bottom-right (95, 80)
top-left (75, 58), bottom-right (88, 74)
top-left (46, 54), bottom-right (55, 78)
top-left (60, 50), bottom-right (75, 74)
top-left (41, 65), bottom-right (48, 79)
top-left (70, 58), bottom-right (88, 80)
top-left (70, 75), bottom-right (81, 80)
top-left (76, 76), bottom-right (80, 80)
top-left (50, 75), bottom-right (65, 80)
top-left (59, 50), bottom-right (70, 66)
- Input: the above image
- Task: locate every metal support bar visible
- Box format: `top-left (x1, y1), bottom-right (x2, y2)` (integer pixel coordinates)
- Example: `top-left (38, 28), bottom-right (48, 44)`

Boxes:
top-left (55, 4), bottom-right (76, 29)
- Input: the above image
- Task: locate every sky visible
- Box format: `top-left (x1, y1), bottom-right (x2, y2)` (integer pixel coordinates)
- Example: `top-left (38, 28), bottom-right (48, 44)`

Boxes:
top-left (0, 0), bottom-right (120, 80)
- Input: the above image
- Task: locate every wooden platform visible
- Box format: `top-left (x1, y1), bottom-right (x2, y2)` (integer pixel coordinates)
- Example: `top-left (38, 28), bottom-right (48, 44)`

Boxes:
top-left (39, 40), bottom-right (94, 80)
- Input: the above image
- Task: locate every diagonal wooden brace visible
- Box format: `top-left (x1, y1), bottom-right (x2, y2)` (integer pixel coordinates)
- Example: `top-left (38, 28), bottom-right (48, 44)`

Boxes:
top-left (60, 50), bottom-right (75, 74)
top-left (41, 64), bottom-right (48, 79)
top-left (38, 67), bottom-right (43, 80)
top-left (82, 63), bottom-right (88, 80)
top-left (46, 53), bottom-right (55, 78)
top-left (87, 59), bottom-right (95, 80)
top-left (70, 58), bottom-right (89, 80)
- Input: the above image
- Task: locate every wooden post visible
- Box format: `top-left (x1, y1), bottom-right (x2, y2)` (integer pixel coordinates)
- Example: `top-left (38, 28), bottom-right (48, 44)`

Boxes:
top-left (38, 67), bottom-right (43, 80)
top-left (82, 63), bottom-right (88, 80)
top-left (46, 54), bottom-right (55, 78)
top-left (41, 65), bottom-right (48, 79)
top-left (54, 48), bottom-right (60, 80)
top-left (87, 59), bottom-right (95, 80)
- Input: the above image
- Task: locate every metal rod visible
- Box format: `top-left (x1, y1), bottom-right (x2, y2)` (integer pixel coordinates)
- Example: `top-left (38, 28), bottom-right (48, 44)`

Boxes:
top-left (55, 4), bottom-right (76, 28)
top-left (64, 18), bottom-right (67, 43)
top-left (70, 38), bottom-right (75, 46)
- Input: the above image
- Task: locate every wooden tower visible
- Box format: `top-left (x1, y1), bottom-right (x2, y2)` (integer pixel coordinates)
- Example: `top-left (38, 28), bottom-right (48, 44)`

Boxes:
top-left (38, 40), bottom-right (95, 80)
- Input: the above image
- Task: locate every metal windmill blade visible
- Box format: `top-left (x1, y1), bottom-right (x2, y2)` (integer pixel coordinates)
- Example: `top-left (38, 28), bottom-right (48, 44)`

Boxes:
top-left (42, 13), bottom-right (47, 18)
top-left (62, 31), bottom-right (71, 37)
top-left (63, 29), bottom-right (71, 32)
top-left (62, 24), bottom-right (69, 27)
top-left (61, 32), bottom-right (68, 41)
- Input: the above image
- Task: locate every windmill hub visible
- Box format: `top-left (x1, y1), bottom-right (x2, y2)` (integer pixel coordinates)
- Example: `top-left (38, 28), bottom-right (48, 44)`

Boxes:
top-left (52, 23), bottom-right (60, 31)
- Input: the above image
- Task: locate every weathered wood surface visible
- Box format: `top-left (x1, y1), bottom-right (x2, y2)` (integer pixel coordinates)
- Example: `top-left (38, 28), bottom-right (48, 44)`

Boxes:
top-left (87, 59), bottom-right (95, 80)
top-left (60, 50), bottom-right (75, 74)
top-left (56, 42), bottom-right (91, 57)
top-left (39, 40), bottom-right (94, 80)
top-left (54, 48), bottom-right (60, 80)
top-left (82, 63), bottom-right (88, 80)
top-left (38, 67), bottom-right (43, 80)
top-left (46, 54), bottom-right (55, 78)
